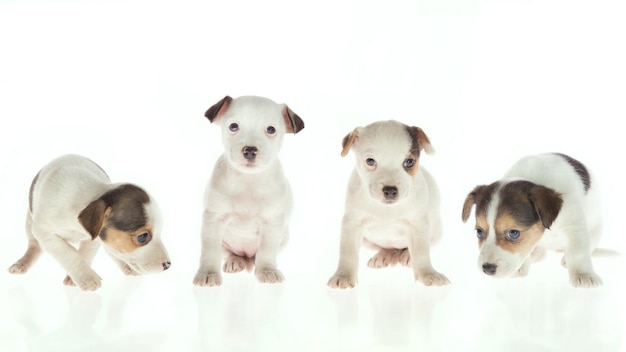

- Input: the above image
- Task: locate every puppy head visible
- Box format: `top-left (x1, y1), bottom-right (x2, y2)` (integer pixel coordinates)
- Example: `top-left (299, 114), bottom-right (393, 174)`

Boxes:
top-left (341, 120), bottom-right (434, 204)
top-left (78, 184), bottom-right (171, 274)
top-left (205, 95), bottom-right (304, 173)
top-left (462, 180), bottom-right (563, 277)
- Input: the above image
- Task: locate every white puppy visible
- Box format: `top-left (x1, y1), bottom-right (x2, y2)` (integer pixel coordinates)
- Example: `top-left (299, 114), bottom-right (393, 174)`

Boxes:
top-left (462, 153), bottom-right (603, 288)
top-left (193, 95), bottom-right (304, 287)
top-left (8, 154), bottom-right (171, 291)
top-left (327, 120), bottom-right (450, 289)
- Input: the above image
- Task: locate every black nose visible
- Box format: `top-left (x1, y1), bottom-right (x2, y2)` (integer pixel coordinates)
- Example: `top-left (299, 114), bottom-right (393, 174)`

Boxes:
top-left (162, 261), bottom-right (171, 271)
top-left (242, 146), bottom-right (258, 160)
top-left (382, 186), bottom-right (398, 200)
top-left (482, 263), bottom-right (497, 275)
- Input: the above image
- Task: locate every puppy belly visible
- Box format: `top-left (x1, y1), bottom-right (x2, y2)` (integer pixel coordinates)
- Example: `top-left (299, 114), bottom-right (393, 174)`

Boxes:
top-left (363, 224), bottom-right (411, 249)
top-left (222, 228), bottom-right (261, 258)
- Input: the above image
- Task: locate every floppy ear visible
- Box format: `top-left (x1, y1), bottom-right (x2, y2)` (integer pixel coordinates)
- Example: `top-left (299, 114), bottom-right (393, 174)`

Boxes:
top-left (416, 127), bottom-right (435, 155)
top-left (78, 199), bottom-right (109, 240)
top-left (204, 95), bottom-right (233, 123)
top-left (282, 105), bottom-right (305, 134)
top-left (341, 128), bottom-right (359, 157)
top-left (462, 185), bottom-right (490, 222)
top-left (528, 185), bottom-right (563, 229)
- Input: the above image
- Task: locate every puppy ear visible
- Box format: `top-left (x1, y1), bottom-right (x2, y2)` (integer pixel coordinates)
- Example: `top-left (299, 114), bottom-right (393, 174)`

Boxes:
top-left (528, 185), bottom-right (563, 229)
top-left (416, 127), bottom-right (435, 155)
top-left (282, 105), bottom-right (305, 134)
top-left (78, 199), bottom-right (109, 240)
top-left (462, 185), bottom-right (492, 222)
top-left (341, 128), bottom-right (359, 157)
top-left (204, 95), bottom-right (233, 123)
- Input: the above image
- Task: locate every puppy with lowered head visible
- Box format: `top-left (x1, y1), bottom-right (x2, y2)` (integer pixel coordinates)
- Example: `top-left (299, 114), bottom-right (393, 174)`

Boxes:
top-left (327, 120), bottom-right (450, 289)
top-left (8, 154), bottom-right (171, 291)
top-left (462, 153), bottom-right (603, 288)
top-left (193, 95), bottom-right (304, 287)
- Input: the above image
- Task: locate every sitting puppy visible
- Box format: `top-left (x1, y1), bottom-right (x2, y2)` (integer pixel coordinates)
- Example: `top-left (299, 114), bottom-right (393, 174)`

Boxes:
top-left (462, 153), bottom-right (603, 288)
top-left (193, 95), bottom-right (304, 287)
top-left (327, 120), bottom-right (450, 289)
top-left (8, 154), bottom-right (171, 291)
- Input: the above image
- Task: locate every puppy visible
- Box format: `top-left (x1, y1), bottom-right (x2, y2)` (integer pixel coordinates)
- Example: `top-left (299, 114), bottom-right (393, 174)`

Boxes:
top-left (327, 120), bottom-right (450, 289)
top-left (193, 95), bottom-right (304, 287)
top-left (8, 154), bottom-right (171, 291)
top-left (462, 153), bottom-right (603, 288)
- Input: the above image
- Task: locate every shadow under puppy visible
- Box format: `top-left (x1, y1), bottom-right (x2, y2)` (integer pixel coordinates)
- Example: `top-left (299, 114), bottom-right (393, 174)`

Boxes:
top-left (327, 120), bottom-right (450, 289)
top-left (8, 154), bottom-right (171, 291)
top-left (462, 153), bottom-right (603, 288)
top-left (193, 95), bottom-right (304, 287)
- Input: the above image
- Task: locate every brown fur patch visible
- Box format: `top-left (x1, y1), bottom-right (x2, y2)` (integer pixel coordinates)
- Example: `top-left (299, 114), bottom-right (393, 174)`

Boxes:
top-left (495, 213), bottom-right (544, 256)
top-left (205, 95), bottom-right (232, 123)
top-left (406, 153), bottom-right (420, 176)
top-left (555, 153), bottom-right (590, 192)
top-left (100, 225), bottom-right (153, 253)
top-left (475, 214), bottom-right (489, 247)
top-left (462, 182), bottom-right (500, 222)
top-left (498, 180), bottom-right (562, 229)
top-left (100, 184), bottom-right (150, 232)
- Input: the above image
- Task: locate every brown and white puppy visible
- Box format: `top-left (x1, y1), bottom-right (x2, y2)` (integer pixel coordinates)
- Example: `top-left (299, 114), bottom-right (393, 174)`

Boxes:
top-left (8, 154), bottom-right (171, 291)
top-left (193, 95), bottom-right (304, 287)
top-left (462, 153), bottom-right (603, 288)
top-left (327, 120), bottom-right (450, 289)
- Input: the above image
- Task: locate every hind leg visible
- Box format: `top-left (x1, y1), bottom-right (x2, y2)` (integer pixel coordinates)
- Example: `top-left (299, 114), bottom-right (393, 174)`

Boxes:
top-left (367, 248), bottom-right (402, 268)
top-left (8, 212), bottom-right (42, 274)
top-left (223, 252), bottom-right (254, 273)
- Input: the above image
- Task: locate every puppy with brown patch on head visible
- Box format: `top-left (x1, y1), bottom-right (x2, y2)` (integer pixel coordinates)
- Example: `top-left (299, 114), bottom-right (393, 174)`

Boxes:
top-left (462, 153), bottom-right (603, 288)
top-left (327, 120), bottom-right (450, 289)
top-left (8, 154), bottom-right (171, 291)
top-left (193, 95), bottom-right (304, 287)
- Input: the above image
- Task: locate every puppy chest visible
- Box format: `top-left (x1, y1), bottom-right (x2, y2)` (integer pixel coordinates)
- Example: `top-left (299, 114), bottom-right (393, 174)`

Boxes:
top-left (362, 221), bottom-right (413, 249)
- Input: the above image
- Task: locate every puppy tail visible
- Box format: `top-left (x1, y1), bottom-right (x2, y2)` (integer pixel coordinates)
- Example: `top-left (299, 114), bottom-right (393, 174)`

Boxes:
top-left (591, 248), bottom-right (622, 258)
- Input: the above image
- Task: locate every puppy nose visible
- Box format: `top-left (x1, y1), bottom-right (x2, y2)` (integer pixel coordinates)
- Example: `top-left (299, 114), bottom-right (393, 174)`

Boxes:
top-left (162, 261), bottom-right (171, 271)
top-left (482, 263), bottom-right (497, 275)
top-left (242, 146), bottom-right (258, 160)
top-left (382, 186), bottom-right (398, 200)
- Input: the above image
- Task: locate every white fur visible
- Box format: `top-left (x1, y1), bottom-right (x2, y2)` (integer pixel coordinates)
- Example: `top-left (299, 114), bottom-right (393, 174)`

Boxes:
top-left (193, 96), bottom-right (302, 286)
top-left (478, 153), bottom-right (602, 288)
top-left (327, 120), bottom-right (450, 288)
top-left (8, 154), bottom-right (170, 291)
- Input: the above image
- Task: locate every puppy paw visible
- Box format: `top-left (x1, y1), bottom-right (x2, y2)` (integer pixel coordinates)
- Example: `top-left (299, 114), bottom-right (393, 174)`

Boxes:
top-left (561, 255), bottom-right (568, 268)
top-left (120, 263), bottom-right (140, 276)
top-left (193, 271), bottom-right (223, 287)
top-left (223, 255), bottom-right (248, 273)
top-left (570, 271), bottom-right (603, 288)
top-left (8, 262), bottom-right (29, 274)
top-left (327, 273), bottom-right (357, 289)
top-left (416, 271), bottom-right (450, 286)
top-left (367, 249), bottom-right (400, 268)
top-left (399, 249), bottom-right (411, 267)
top-left (71, 270), bottom-right (103, 291)
top-left (255, 269), bottom-right (284, 284)
top-left (63, 275), bottom-right (76, 286)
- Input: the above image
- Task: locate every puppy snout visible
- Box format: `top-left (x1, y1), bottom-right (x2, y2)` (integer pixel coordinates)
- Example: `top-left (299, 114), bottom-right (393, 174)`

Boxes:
top-left (482, 263), bottom-right (497, 275)
top-left (242, 146), bottom-right (258, 161)
top-left (382, 186), bottom-right (398, 200)
top-left (162, 261), bottom-right (171, 271)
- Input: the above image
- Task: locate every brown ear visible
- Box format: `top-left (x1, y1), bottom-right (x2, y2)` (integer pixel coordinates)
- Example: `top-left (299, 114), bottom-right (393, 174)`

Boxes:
top-left (204, 95), bottom-right (233, 123)
top-left (282, 105), bottom-right (305, 134)
top-left (341, 129), bottom-right (359, 157)
top-left (416, 127), bottom-right (435, 155)
top-left (528, 185), bottom-right (563, 229)
top-left (78, 199), bottom-right (108, 240)
top-left (462, 185), bottom-right (494, 222)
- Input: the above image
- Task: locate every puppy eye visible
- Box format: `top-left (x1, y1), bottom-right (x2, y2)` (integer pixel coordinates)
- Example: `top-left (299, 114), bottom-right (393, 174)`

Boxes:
top-left (366, 158), bottom-right (376, 167)
top-left (505, 230), bottom-right (521, 242)
top-left (403, 158), bottom-right (415, 169)
top-left (135, 232), bottom-right (152, 246)
top-left (476, 228), bottom-right (485, 239)
top-left (228, 123), bottom-right (239, 132)
top-left (266, 126), bottom-right (276, 135)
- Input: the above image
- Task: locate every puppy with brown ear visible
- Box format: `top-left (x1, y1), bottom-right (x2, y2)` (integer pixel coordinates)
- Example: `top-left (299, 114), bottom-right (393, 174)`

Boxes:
top-left (327, 120), bottom-right (450, 289)
top-left (193, 95), bottom-right (304, 287)
top-left (8, 154), bottom-right (171, 291)
top-left (461, 153), bottom-right (603, 288)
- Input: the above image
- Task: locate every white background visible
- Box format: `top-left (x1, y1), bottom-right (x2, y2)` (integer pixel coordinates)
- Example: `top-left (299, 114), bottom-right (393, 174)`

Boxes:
top-left (0, 0), bottom-right (624, 351)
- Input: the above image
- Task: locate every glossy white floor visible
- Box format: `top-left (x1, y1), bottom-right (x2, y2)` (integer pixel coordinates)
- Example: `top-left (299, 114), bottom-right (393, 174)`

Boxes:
top-left (1, 1), bottom-right (624, 351)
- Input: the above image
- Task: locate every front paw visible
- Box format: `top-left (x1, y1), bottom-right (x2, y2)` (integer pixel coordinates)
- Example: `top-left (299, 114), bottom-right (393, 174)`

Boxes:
top-left (415, 270), bottom-right (450, 286)
top-left (193, 271), bottom-right (223, 287)
top-left (223, 255), bottom-right (249, 273)
top-left (120, 263), bottom-right (140, 276)
top-left (570, 271), bottom-right (603, 288)
top-left (255, 269), bottom-right (284, 284)
top-left (70, 270), bottom-right (102, 291)
top-left (327, 273), bottom-right (357, 289)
